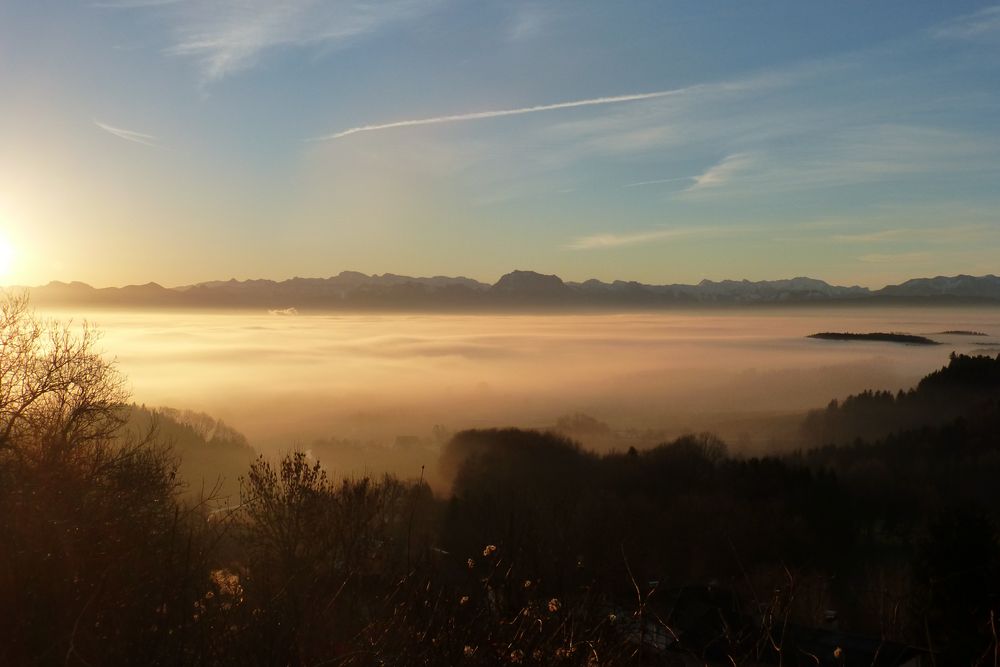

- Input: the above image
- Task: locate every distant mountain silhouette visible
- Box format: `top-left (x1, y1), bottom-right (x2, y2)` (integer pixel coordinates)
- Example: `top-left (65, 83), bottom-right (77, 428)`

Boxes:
top-left (17, 271), bottom-right (1000, 310)
top-left (491, 270), bottom-right (576, 305)
top-left (874, 274), bottom-right (1000, 299)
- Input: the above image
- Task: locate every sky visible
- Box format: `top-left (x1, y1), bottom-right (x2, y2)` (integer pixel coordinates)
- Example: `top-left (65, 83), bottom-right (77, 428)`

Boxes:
top-left (1, 0), bottom-right (999, 288)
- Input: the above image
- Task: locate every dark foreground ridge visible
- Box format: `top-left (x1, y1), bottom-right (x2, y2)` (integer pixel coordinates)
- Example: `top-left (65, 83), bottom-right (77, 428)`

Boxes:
top-left (16, 271), bottom-right (1000, 310)
top-left (808, 331), bottom-right (941, 345)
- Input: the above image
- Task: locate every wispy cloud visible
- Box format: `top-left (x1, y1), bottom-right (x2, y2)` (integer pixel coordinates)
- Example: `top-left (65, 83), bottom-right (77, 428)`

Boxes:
top-left (312, 87), bottom-right (700, 141)
top-left (303, 28), bottom-right (998, 214)
top-left (933, 5), bottom-right (1000, 40)
top-left (508, 3), bottom-right (549, 41)
top-left (685, 153), bottom-right (752, 192)
top-left (94, 120), bottom-right (161, 148)
top-left (567, 226), bottom-right (730, 250)
top-left (831, 224), bottom-right (997, 245)
top-left (675, 125), bottom-right (997, 200)
top-left (857, 252), bottom-right (932, 264)
top-left (830, 229), bottom-right (904, 243)
top-left (92, 0), bottom-right (181, 7)
top-left (105, 0), bottom-right (442, 82)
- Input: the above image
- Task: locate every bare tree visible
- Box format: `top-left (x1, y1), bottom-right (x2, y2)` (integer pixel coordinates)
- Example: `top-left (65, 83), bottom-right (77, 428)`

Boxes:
top-left (0, 292), bottom-right (220, 665)
top-left (0, 291), bottom-right (129, 465)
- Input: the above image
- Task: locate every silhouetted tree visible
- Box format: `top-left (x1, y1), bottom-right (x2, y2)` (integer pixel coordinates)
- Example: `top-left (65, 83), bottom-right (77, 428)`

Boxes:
top-left (0, 292), bottom-right (213, 665)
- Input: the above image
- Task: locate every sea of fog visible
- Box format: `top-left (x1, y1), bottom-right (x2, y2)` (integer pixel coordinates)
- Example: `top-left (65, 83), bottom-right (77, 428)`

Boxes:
top-left (40, 306), bottom-right (1000, 460)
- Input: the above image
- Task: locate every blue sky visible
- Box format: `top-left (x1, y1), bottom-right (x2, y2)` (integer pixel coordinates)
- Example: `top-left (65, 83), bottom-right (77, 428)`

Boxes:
top-left (1, 0), bottom-right (999, 287)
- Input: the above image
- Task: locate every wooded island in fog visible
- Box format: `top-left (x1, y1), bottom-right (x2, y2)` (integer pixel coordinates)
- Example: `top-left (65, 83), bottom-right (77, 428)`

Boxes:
top-left (22, 272), bottom-right (1000, 310)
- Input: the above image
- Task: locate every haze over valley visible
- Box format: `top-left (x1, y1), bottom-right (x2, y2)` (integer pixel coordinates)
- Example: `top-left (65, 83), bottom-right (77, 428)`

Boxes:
top-left (38, 302), bottom-right (999, 473)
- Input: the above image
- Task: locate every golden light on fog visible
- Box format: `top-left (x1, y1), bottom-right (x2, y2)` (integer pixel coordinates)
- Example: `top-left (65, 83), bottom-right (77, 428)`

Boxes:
top-left (40, 307), bottom-right (997, 454)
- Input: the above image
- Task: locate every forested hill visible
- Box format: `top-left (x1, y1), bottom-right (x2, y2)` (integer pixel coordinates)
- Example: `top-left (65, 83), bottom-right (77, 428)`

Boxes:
top-left (436, 357), bottom-right (1000, 664)
top-left (127, 405), bottom-right (255, 500)
top-left (801, 352), bottom-right (1000, 445)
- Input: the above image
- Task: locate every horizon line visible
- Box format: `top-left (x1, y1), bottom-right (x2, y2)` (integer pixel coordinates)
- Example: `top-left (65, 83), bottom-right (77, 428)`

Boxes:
top-left (9, 270), bottom-right (998, 293)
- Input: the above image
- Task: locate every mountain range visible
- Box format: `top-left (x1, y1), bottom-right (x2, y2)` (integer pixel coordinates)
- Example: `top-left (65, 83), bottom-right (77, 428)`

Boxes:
top-left (15, 271), bottom-right (1000, 310)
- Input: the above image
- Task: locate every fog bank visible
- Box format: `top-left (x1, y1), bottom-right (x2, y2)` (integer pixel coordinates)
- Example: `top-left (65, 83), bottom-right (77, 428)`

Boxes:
top-left (42, 307), bottom-right (1000, 476)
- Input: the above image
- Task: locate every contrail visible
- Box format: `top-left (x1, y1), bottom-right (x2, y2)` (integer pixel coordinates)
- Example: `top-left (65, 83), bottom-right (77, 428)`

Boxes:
top-left (622, 176), bottom-right (693, 188)
top-left (94, 120), bottom-right (159, 148)
top-left (311, 86), bottom-right (698, 141)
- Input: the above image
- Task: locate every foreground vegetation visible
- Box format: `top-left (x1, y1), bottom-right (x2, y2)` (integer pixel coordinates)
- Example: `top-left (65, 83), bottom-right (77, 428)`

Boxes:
top-left (2, 293), bottom-right (1000, 665)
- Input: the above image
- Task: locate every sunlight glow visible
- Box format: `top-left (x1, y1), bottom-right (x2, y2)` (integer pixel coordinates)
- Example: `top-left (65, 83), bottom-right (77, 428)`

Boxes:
top-left (0, 233), bottom-right (14, 283)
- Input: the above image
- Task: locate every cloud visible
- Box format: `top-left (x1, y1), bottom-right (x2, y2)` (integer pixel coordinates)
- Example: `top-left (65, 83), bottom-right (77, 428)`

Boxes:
top-left (933, 5), bottom-right (1000, 40)
top-left (92, 0), bottom-right (181, 7)
top-left (312, 87), bottom-right (699, 141)
top-left (685, 153), bottom-right (752, 192)
top-left (107, 0), bottom-right (442, 82)
top-left (304, 30), bottom-right (996, 210)
top-left (567, 226), bottom-right (727, 250)
top-left (94, 120), bottom-right (161, 148)
top-left (507, 3), bottom-right (551, 41)
top-left (856, 252), bottom-right (931, 264)
top-left (831, 224), bottom-right (998, 246)
top-left (830, 229), bottom-right (904, 243)
top-left (676, 125), bottom-right (997, 200)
